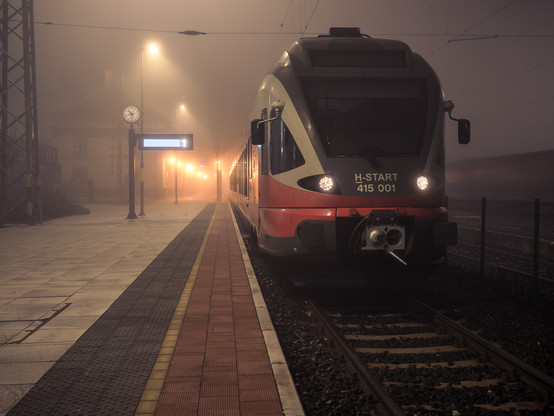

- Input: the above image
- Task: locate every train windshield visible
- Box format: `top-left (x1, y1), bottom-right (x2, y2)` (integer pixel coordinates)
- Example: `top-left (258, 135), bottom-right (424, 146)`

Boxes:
top-left (301, 78), bottom-right (428, 158)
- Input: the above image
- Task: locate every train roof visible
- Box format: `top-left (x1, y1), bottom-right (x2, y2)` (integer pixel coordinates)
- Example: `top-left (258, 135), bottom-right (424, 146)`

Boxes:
top-left (285, 27), bottom-right (415, 71)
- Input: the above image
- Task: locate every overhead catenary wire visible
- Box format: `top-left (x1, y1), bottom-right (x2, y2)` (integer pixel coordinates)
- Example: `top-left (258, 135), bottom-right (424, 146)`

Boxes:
top-left (406, 0), bottom-right (442, 32)
top-left (464, 0), bottom-right (517, 33)
top-left (427, 0), bottom-right (519, 58)
top-left (263, 1), bottom-right (294, 74)
top-left (24, 8), bottom-right (554, 112)
top-left (453, 57), bottom-right (554, 103)
top-left (301, 0), bottom-right (320, 37)
top-left (448, 11), bottom-right (554, 104)
top-left (469, 91), bottom-right (554, 119)
top-left (26, 19), bottom-right (554, 39)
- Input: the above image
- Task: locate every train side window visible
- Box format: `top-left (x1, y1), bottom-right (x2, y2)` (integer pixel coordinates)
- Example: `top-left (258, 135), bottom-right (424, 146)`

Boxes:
top-left (247, 138), bottom-right (252, 179)
top-left (236, 153), bottom-right (242, 195)
top-left (260, 109), bottom-right (269, 176)
top-left (270, 112), bottom-right (305, 175)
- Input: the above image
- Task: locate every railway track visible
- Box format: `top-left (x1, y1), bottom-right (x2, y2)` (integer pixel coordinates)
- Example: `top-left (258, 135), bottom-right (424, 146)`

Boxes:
top-left (307, 290), bottom-right (554, 415)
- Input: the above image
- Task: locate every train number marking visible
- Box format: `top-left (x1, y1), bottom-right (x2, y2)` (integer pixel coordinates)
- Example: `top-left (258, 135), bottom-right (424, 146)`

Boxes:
top-left (356, 184), bottom-right (396, 193)
top-left (354, 172), bottom-right (398, 193)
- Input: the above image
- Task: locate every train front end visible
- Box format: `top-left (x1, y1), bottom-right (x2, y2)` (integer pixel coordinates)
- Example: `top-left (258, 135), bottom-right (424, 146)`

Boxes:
top-left (251, 28), bottom-right (470, 268)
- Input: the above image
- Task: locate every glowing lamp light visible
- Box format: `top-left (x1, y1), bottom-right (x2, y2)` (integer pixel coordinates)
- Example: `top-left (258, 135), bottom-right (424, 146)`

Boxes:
top-left (148, 43), bottom-right (159, 55)
top-left (318, 176), bottom-right (334, 192)
top-left (416, 176), bottom-right (429, 190)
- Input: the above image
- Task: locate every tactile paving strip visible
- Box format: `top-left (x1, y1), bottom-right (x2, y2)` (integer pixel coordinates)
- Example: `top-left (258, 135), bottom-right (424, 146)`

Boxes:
top-left (6, 203), bottom-right (216, 416)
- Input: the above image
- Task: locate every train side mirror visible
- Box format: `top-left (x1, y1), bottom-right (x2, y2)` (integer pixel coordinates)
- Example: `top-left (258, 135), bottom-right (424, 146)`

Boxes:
top-left (444, 100), bottom-right (470, 145)
top-left (458, 119), bottom-right (470, 145)
top-left (271, 100), bottom-right (285, 115)
top-left (251, 119), bottom-right (264, 145)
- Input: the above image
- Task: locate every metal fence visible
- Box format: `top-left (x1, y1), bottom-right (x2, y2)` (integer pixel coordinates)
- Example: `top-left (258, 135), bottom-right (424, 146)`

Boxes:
top-left (447, 197), bottom-right (554, 280)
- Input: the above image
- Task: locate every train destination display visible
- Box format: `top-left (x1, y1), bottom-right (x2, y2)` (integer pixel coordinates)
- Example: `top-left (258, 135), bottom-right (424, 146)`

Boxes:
top-left (139, 134), bottom-right (193, 150)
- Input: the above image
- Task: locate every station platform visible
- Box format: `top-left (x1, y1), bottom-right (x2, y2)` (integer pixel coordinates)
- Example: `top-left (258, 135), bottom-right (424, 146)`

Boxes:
top-left (0, 201), bottom-right (303, 416)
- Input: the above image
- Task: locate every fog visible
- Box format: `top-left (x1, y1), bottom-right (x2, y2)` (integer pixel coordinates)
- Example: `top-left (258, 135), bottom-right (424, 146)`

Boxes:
top-left (32, 0), bottom-right (554, 202)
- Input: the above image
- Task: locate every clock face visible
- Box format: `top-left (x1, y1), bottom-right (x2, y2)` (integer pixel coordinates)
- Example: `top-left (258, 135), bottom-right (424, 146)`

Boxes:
top-left (123, 105), bottom-right (141, 124)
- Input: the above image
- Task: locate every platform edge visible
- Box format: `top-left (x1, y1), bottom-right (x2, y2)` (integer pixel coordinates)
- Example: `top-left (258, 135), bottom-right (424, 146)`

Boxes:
top-left (228, 203), bottom-right (305, 416)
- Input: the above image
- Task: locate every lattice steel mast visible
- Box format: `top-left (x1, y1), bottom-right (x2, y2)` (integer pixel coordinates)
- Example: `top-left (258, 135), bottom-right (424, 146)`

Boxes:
top-left (0, 0), bottom-right (40, 225)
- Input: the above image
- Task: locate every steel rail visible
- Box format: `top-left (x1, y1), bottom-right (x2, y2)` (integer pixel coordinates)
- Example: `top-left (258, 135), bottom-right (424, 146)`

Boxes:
top-left (306, 300), bottom-right (405, 416)
top-left (405, 294), bottom-right (554, 399)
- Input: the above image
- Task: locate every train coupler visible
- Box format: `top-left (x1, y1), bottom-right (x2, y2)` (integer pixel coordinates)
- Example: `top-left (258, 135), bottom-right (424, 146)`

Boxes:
top-left (359, 210), bottom-right (407, 265)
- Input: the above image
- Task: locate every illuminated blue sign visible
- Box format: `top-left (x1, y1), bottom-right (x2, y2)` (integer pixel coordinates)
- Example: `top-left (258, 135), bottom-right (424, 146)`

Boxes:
top-left (138, 134), bottom-right (193, 150)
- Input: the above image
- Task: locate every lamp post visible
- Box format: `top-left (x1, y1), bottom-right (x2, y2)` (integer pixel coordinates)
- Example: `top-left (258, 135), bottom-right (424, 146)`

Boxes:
top-left (139, 43), bottom-right (159, 216)
top-left (175, 161), bottom-right (181, 204)
top-left (216, 159), bottom-right (222, 202)
top-left (169, 158), bottom-right (180, 204)
top-left (139, 48), bottom-right (146, 216)
top-left (176, 103), bottom-right (185, 131)
top-left (139, 48), bottom-right (145, 216)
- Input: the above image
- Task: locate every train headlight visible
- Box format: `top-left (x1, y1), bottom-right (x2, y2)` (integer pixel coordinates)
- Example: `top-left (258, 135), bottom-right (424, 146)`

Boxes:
top-left (298, 174), bottom-right (341, 194)
top-left (416, 176), bottom-right (429, 191)
top-left (318, 176), bottom-right (334, 192)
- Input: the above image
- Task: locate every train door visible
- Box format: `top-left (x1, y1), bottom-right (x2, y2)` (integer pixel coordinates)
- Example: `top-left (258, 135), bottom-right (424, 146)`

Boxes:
top-left (258, 108), bottom-right (269, 201)
top-left (257, 108), bottom-right (269, 236)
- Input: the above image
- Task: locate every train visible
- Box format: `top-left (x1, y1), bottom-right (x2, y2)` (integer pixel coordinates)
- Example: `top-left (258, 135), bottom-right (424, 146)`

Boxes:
top-left (230, 27), bottom-right (470, 278)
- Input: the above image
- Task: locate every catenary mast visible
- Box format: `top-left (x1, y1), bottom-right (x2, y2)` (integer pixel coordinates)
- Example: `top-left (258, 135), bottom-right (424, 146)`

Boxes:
top-left (0, 0), bottom-right (40, 225)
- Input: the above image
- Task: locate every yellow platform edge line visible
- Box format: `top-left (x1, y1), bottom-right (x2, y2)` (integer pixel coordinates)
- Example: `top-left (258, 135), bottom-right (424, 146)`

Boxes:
top-left (134, 208), bottom-right (216, 416)
top-left (228, 203), bottom-right (305, 416)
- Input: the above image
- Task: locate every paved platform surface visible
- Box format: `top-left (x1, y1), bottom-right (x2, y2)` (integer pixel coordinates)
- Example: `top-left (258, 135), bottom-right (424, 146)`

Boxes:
top-left (0, 201), bottom-right (303, 416)
top-left (140, 203), bottom-right (300, 416)
top-left (0, 201), bottom-right (207, 415)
